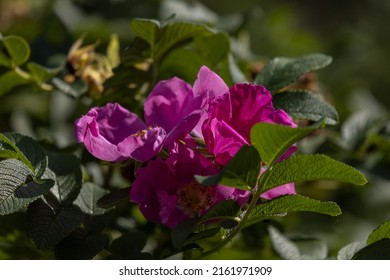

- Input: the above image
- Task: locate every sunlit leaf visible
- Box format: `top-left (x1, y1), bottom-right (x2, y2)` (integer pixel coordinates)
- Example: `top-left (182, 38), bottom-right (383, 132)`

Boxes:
top-left (131, 18), bottom-right (160, 55)
top-left (3, 132), bottom-right (48, 177)
top-left (155, 21), bottom-right (214, 61)
top-left (254, 53), bottom-right (332, 93)
top-left (244, 194), bottom-right (342, 228)
top-left (250, 122), bottom-right (321, 165)
top-left (195, 145), bottom-right (261, 189)
top-left (0, 159), bottom-right (46, 215)
top-left (2, 35), bottom-right (31, 66)
top-left (367, 221), bottom-right (390, 245)
top-left (262, 154), bottom-right (367, 193)
top-left (107, 33), bottom-right (120, 68)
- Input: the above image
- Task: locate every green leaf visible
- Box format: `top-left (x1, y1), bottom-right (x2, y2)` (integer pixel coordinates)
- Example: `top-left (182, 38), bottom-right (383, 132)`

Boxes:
top-left (262, 154), bottom-right (368, 193)
top-left (196, 145), bottom-right (261, 189)
top-left (201, 200), bottom-right (240, 223)
top-left (0, 149), bottom-right (18, 160)
top-left (159, 48), bottom-right (207, 82)
top-left (2, 35), bottom-right (31, 66)
top-left (54, 228), bottom-right (108, 260)
top-left (250, 122), bottom-right (321, 165)
top-left (0, 159), bottom-right (47, 215)
top-left (337, 241), bottom-right (366, 260)
top-left (171, 218), bottom-right (199, 249)
top-left (367, 221), bottom-right (390, 245)
top-left (352, 238), bottom-right (390, 260)
top-left (0, 71), bottom-right (29, 97)
top-left (273, 90), bottom-right (339, 125)
top-left (183, 227), bottom-right (224, 247)
top-left (3, 132), bottom-right (48, 177)
top-left (27, 198), bottom-right (83, 249)
top-left (14, 178), bottom-right (55, 199)
top-left (245, 194), bottom-right (341, 228)
top-left (0, 51), bottom-right (11, 67)
top-left (254, 53), bottom-right (332, 93)
top-left (27, 62), bottom-right (58, 83)
top-left (155, 21), bottom-right (214, 61)
top-left (74, 182), bottom-right (109, 216)
top-left (47, 153), bottom-right (82, 205)
top-left (130, 18), bottom-right (160, 52)
top-left (194, 33), bottom-right (230, 66)
top-left (96, 187), bottom-right (130, 208)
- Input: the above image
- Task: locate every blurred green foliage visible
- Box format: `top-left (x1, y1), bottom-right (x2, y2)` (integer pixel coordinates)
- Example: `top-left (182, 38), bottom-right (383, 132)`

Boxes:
top-left (0, 0), bottom-right (389, 259)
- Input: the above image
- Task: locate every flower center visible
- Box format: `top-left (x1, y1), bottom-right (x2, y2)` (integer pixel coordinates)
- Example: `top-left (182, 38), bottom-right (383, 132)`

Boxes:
top-left (131, 126), bottom-right (155, 140)
top-left (178, 182), bottom-right (214, 216)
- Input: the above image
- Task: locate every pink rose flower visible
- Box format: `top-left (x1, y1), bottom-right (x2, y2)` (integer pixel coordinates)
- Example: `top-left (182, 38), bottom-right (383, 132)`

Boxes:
top-left (74, 66), bottom-right (226, 162)
top-left (202, 83), bottom-right (297, 199)
top-left (130, 145), bottom-right (249, 228)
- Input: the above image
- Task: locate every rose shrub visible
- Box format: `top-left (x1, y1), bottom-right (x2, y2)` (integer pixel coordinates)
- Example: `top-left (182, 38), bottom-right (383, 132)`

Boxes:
top-left (75, 66), bottom-right (297, 227)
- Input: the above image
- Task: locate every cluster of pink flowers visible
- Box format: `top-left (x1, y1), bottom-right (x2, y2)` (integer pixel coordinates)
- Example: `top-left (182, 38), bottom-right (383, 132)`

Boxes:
top-left (75, 66), bottom-right (296, 228)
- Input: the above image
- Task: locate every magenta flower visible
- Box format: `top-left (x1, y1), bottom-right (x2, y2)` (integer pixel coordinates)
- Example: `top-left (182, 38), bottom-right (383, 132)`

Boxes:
top-left (74, 66), bottom-right (226, 162)
top-left (203, 83), bottom-right (297, 165)
top-left (130, 146), bottom-right (249, 228)
top-left (202, 83), bottom-right (297, 199)
top-left (75, 103), bottom-right (164, 162)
